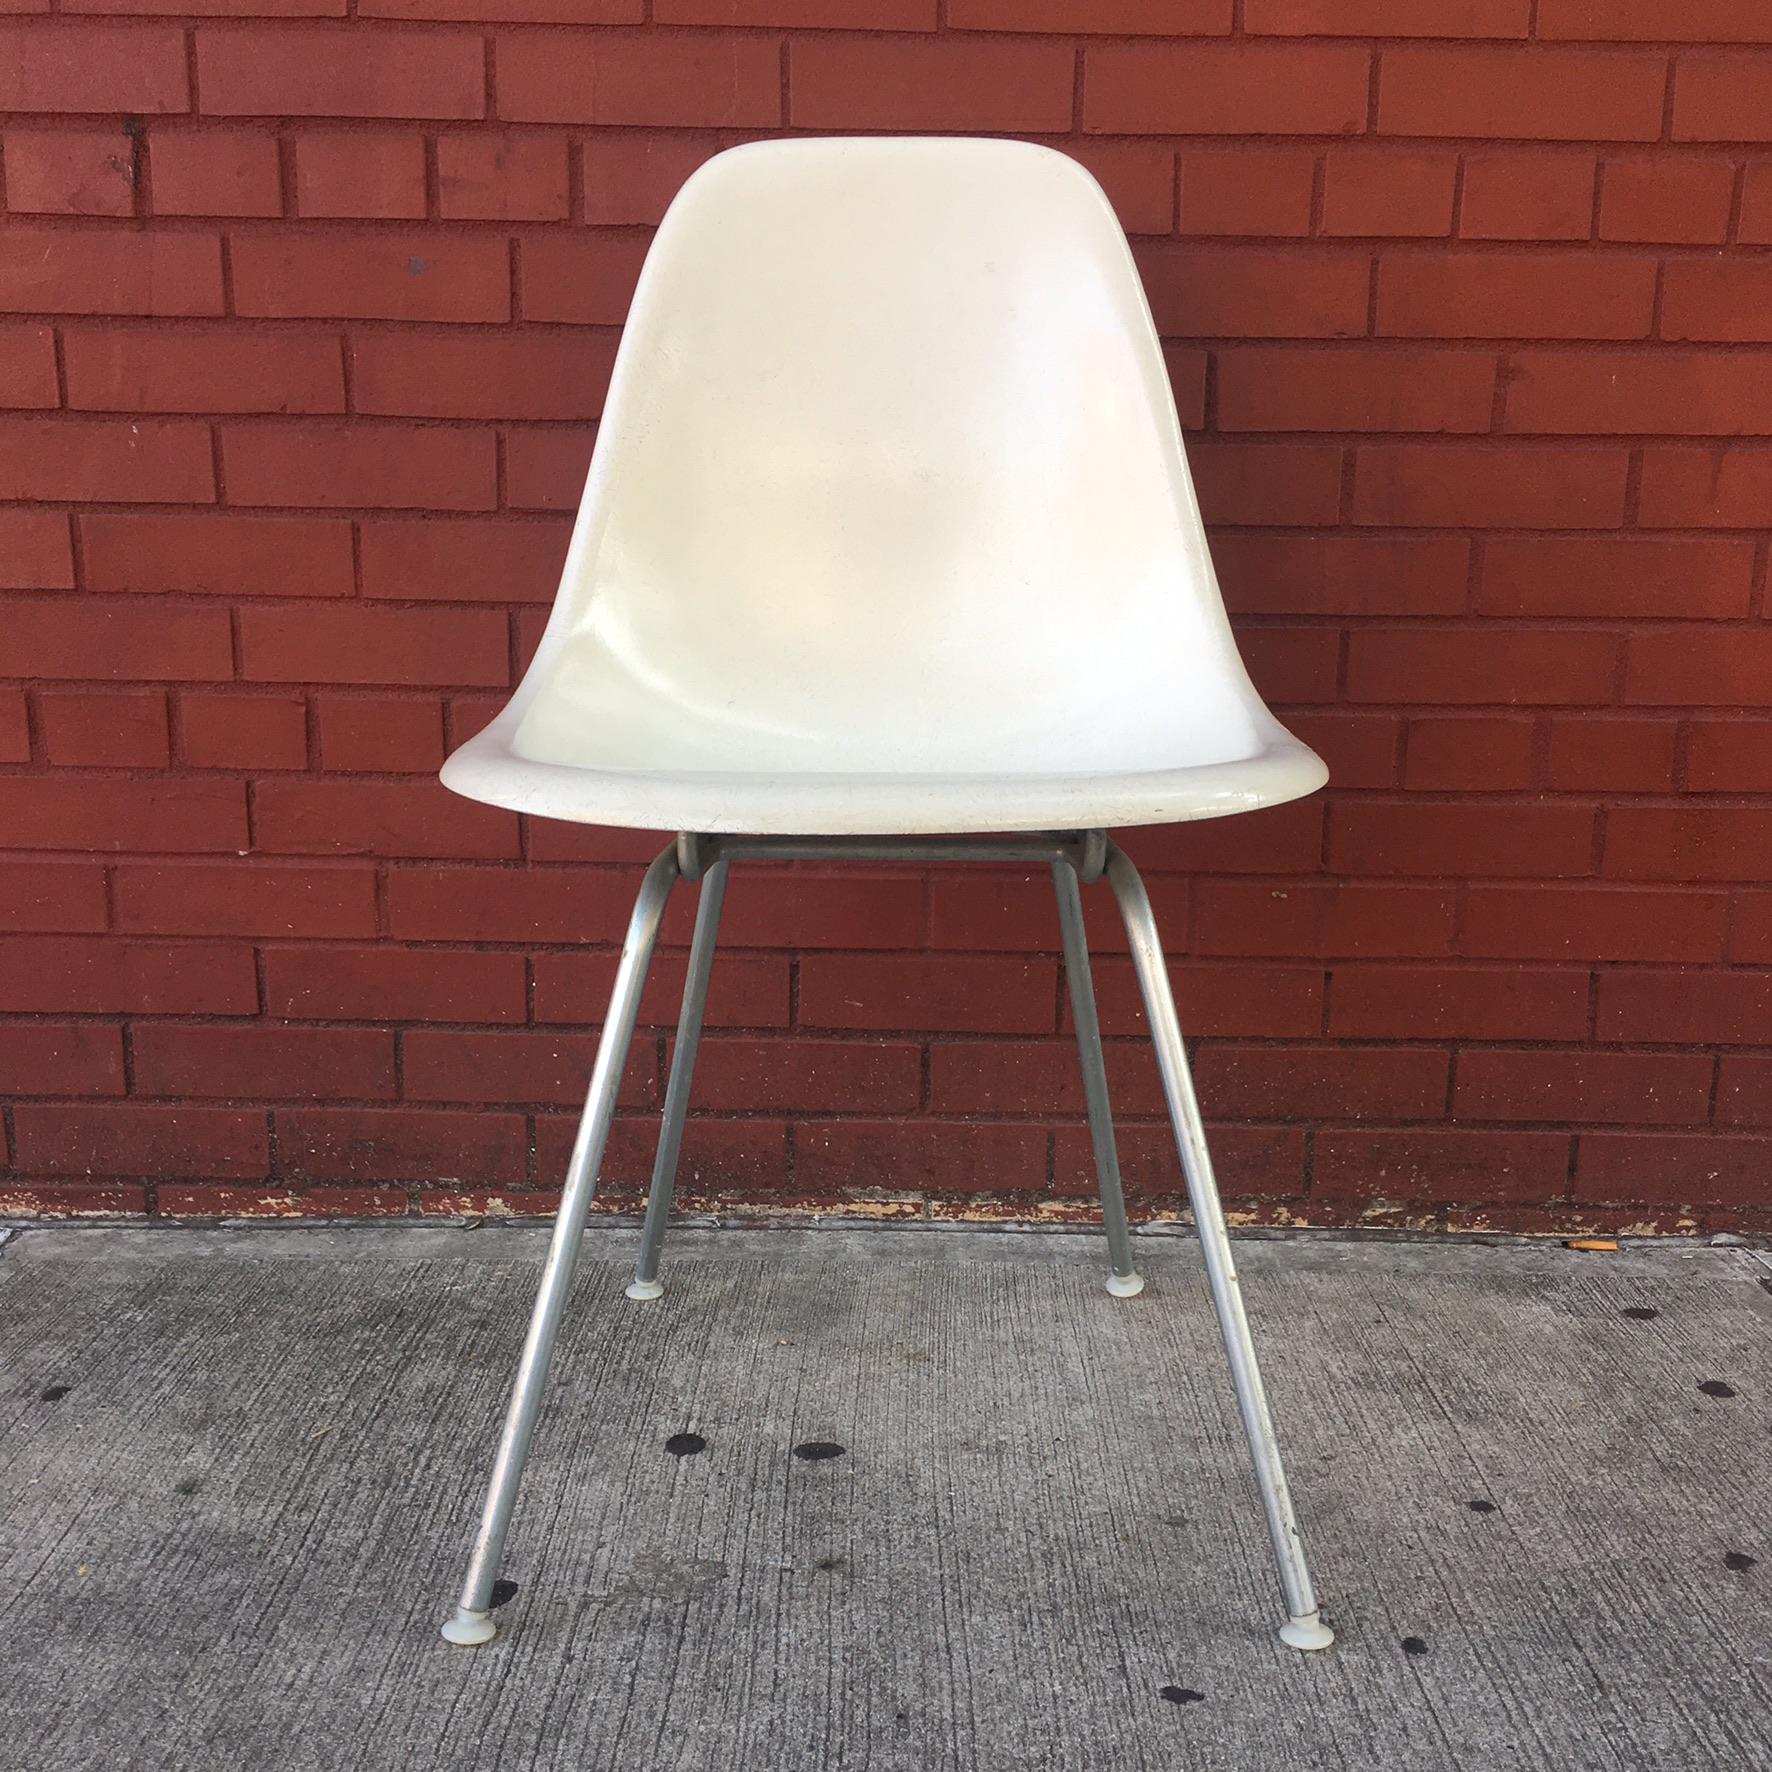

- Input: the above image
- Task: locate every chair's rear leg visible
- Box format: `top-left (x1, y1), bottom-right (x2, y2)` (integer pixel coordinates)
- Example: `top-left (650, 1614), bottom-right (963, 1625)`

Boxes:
top-left (1051, 860), bottom-right (1143, 1298)
top-left (627, 856), bottom-right (728, 1301)
top-left (442, 846), bottom-right (681, 1647)
top-left (1103, 843), bottom-right (1334, 1652)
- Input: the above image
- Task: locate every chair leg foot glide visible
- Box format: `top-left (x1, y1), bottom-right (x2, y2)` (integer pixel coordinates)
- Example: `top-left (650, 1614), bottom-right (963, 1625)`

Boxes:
top-left (1280, 1612), bottom-right (1336, 1652)
top-left (1104, 1270), bottom-right (1146, 1298)
top-left (624, 1276), bottom-right (665, 1301)
top-left (441, 1607), bottom-right (497, 1647)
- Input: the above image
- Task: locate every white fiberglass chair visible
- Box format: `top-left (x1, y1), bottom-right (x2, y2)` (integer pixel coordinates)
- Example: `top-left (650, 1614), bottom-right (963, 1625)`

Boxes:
top-left (438, 137), bottom-right (1332, 1654)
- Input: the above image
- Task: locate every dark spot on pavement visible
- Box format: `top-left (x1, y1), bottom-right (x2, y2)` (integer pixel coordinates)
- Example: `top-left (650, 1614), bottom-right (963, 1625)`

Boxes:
top-left (1158, 1686), bottom-right (1205, 1705)
top-left (814, 1554), bottom-right (847, 1573)
top-left (793, 1441), bottom-right (846, 1461)
top-left (489, 1579), bottom-right (519, 1610)
top-left (1724, 1551), bottom-right (1757, 1573)
top-left (39, 1384), bottom-right (70, 1402)
top-left (1402, 1636), bottom-right (1429, 1656)
top-left (1468, 1499), bottom-right (1497, 1514)
top-left (1620, 1307), bottom-right (1659, 1321)
top-left (1698, 1380), bottom-right (1737, 1399)
top-left (174, 1475), bottom-right (201, 1496)
top-left (664, 1432), bottom-right (706, 1458)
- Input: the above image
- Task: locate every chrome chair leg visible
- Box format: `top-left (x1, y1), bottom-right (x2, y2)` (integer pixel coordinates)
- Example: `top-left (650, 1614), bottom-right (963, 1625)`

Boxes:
top-left (626, 857), bottom-right (729, 1301)
top-left (442, 845), bottom-right (681, 1647)
top-left (1103, 843), bottom-right (1334, 1652)
top-left (1051, 860), bottom-right (1143, 1298)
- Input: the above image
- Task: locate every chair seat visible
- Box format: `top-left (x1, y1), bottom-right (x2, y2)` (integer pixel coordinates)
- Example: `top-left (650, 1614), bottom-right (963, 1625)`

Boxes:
top-left (440, 720), bottom-right (1327, 834)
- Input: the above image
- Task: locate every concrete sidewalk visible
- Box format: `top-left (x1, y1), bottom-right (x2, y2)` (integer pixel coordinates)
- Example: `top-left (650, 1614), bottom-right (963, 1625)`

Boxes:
top-left (0, 1219), bottom-right (1766, 1771)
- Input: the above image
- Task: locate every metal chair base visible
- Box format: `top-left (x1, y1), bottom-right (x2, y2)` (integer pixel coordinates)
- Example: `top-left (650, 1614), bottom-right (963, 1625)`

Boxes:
top-left (440, 831), bottom-right (1333, 1653)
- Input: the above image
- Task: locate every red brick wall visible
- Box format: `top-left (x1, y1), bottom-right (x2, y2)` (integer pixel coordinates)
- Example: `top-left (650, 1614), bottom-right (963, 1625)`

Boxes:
top-left (3, 2), bottom-right (1770, 1232)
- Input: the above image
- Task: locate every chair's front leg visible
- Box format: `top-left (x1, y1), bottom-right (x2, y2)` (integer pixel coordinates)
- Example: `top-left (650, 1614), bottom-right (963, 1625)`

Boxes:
top-left (627, 856), bottom-right (729, 1300)
top-left (1051, 860), bottom-right (1143, 1297)
top-left (441, 844), bottom-right (681, 1647)
top-left (1103, 843), bottom-right (1334, 1652)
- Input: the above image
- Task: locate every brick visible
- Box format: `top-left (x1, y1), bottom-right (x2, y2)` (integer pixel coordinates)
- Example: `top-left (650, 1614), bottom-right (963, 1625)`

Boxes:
top-left (438, 132), bottom-right (569, 220)
top-left (1314, 1129), bottom-right (1570, 1203)
top-left (1688, 721), bottom-right (1772, 792)
top-left (0, 23), bottom-right (188, 112)
top-left (0, 689), bottom-right (25, 763)
top-left (40, 689), bottom-right (170, 766)
top-left (253, 778), bottom-right (520, 860)
top-left (791, 38), bottom-right (1072, 133)
top-left (1540, 0), bottom-right (1772, 40)
top-left (197, 27), bottom-right (484, 119)
top-left (363, 0), bottom-right (637, 15)
top-left (64, 329), bottom-right (345, 415)
top-left (359, 518), bottom-right (568, 603)
top-left (1195, 881), bottom-right (1455, 958)
top-left (1218, 348), bottom-right (1495, 434)
top-left (1378, 48), bottom-right (1665, 142)
top-left (798, 955), bottom-right (1057, 1035)
top-left (1084, 41), bottom-right (1368, 136)
top-left (1250, 0), bottom-right (1529, 29)
top-left (1062, 142), bottom-right (1176, 238)
top-left (1125, 799), bottom-right (1325, 874)
top-left (240, 604), bottom-right (508, 689)
top-left (0, 227), bottom-right (222, 316)
top-left (1330, 800), bottom-right (1597, 877)
top-left (1320, 150), bottom-right (1455, 238)
top-left (1598, 970), bottom-right (1772, 1044)
top-left (1599, 156), bottom-right (1733, 244)
top-left (716, 872), bottom-right (929, 951)
top-left (1662, 261), bottom-right (1772, 343)
top-left (1345, 629), bottom-right (1618, 705)
top-left (927, 869), bottom-right (1154, 954)
top-left (1479, 538), bottom-right (1753, 618)
top-left (402, 1029), bottom-right (652, 1108)
top-left (221, 423), bottom-right (496, 510)
top-left (0, 861), bottom-right (109, 932)
top-left (1732, 898), bottom-right (1772, 963)
top-left (1196, 1044), bottom-right (1449, 1122)
top-left (518, 232), bottom-right (649, 326)
top-left (1235, 625), bottom-right (1336, 703)
top-left (158, 1184), bottom-right (407, 1217)
top-left (1575, 1132), bottom-right (1772, 1208)
top-left (315, 696), bottom-right (443, 772)
top-left (1638, 447), bottom-right (1772, 528)
top-left (583, 134), bottom-right (715, 225)
top-left (84, 512), bottom-right (354, 598)
top-left (13, 1103), bottom-right (268, 1179)
top-left (387, 866), bottom-right (633, 943)
top-left (0, 937), bottom-right (254, 1013)
top-left (1403, 715), bottom-right (1533, 789)
top-left (1717, 1056), bottom-right (1772, 1127)
top-left (500, 33), bottom-right (780, 127)
top-left (687, 1038), bottom-right (923, 1115)
top-left (1603, 808), bottom-right (1772, 882)
top-left (929, 1040), bottom-right (1164, 1119)
top-left (0, 776), bottom-right (245, 852)
top-left (1377, 252), bottom-right (1652, 341)
top-left (1545, 717), bottom-right (1677, 791)
top-left (4, 127), bottom-right (136, 215)
top-left (1138, 243), bottom-right (1368, 340)
top-left (179, 693), bottom-right (308, 768)
top-left (351, 331), bottom-right (617, 420)
top-left (1517, 349), bottom-right (1772, 439)
top-left (796, 1121), bottom-right (1048, 1196)
top-left (1457, 1050), bottom-right (1712, 1126)
top-left (532, 949), bottom-right (791, 1029)
top-left (530, 1114), bottom-right (788, 1194)
top-left (1059, 1123), bottom-right (1306, 1201)
top-left (1459, 153), bottom-right (1595, 243)
top-left (503, 426), bottom-right (594, 509)
top-left (5, 598), bottom-right (233, 678)
top-left (1351, 443), bottom-right (1629, 527)
top-left (0, 417), bottom-right (213, 503)
top-left (1330, 966), bottom-right (1590, 1040)
top-left (0, 511), bottom-right (74, 588)
top-left (1743, 165), bottom-right (1772, 244)
top-left (1624, 632), bottom-right (1772, 707)
top-left (294, 130), bottom-right (425, 219)
top-left (1177, 147), bottom-right (1313, 238)
top-left (149, 130), bottom-right (282, 217)
top-left (232, 233), bottom-right (509, 323)
top-left (278, 1107), bottom-right (526, 1183)
top-left (1084, 957), bottom-right (1324, 1039)
top-left (1673, 56), bottom-right (1772, 143)
top-left (0, 1024), bottom-right (124, 1096)
top-left (134, 1025), bottom-right (396, 1100)
top-left (264, 946), bottom-right (526, 1022)
top-left (1215, 536), bottom-right (1469, 620)
top-left (1462, 886), bottom-right (1727, 962)
top-left (0, 1183), bottom-right (148, 1218)
top-left (0, 325), bottom-right (60, 408)
top-left (69, 0), bottom-right (344, 13)
top-left (115, 863), bottom-right (378, 936)
top-left (1189, 442), bottom-right (1343, 525)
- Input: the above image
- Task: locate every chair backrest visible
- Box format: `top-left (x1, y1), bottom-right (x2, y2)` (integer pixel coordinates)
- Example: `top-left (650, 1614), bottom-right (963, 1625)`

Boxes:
top-left (511, 135), bottom-right (1273, 777)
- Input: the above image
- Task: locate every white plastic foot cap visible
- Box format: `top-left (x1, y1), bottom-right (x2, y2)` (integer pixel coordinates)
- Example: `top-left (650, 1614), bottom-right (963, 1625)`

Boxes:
top-left (441, 1607), bottom-right (498, 1647)
top-left (1105, 1270), bottom-right (1146, 1298)
top-left (625, 1276), bottom-right (665, 1301)
top-left (1279, 1613), bottom-right (1335, 1652)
